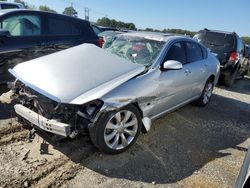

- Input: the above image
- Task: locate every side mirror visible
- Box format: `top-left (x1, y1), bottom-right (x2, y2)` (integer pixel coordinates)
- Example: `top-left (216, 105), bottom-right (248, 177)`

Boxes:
top-left (161, 60), bottom-right (183, 71)
top-left (0, 30), bottom-right (11, 38)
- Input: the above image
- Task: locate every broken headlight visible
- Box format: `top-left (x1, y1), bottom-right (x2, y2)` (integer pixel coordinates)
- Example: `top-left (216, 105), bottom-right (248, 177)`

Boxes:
top-left (56, 99), bottom-right (104, 123)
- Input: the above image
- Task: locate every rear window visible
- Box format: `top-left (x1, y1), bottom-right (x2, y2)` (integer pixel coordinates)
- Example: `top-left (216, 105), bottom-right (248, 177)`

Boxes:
top-left (195, 32), bottom-right (235, 49)
top-left (47, 18), bottom-right (81, 36)
top-left (1, 4), bottom-right (19, 9)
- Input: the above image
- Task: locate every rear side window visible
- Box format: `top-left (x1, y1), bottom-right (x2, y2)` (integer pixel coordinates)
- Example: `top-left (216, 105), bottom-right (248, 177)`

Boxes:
top-left (47, 17), bottom-right (81, 36)
top-left (91, 25), bottom-right (102, 35)
top-left (201, 46), bottom-right (208, 59)
top-left (165, 42), bottom-right (186, 64)
top-left (1, 15), bottom-right (41, 36)
top-left (185, 42), bottom-right (203, 63)
top-left (1, 4), bottom-right (19, 9)
top-left (237, 37), bottom-right (244, 53)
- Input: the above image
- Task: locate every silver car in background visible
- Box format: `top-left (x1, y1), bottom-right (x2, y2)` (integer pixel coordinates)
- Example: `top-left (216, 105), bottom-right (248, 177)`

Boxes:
top-left (10, 32), bottom-right (220, 154)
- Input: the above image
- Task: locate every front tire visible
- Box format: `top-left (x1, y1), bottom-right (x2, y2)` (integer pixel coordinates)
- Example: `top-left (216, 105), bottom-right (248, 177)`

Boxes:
top-left (89, 104), bottom-right (142, 154)
top-left (195, 79), bottom-right (214, 106)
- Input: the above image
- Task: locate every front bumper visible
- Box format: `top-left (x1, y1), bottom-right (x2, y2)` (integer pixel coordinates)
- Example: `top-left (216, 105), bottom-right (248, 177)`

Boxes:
top-left (14, 104), bottom-right (71, 137)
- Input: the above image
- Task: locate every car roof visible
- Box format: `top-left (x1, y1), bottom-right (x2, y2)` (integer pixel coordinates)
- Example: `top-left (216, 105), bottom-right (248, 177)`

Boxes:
top-left (119, 31), bottom-right (191, 42)
top-left (0, 9), bottom-right (89, 23)
top-left (199, 28), bottom-right (235, 35)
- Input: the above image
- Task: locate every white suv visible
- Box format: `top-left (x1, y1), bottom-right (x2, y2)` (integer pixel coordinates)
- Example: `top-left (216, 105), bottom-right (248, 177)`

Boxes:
top-left (0, 2), bottom-right (24, 10)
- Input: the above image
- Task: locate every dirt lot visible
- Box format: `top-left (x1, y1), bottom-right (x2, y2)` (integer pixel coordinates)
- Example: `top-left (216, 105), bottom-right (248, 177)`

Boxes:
top-left (0, 78), bottom-right (250, 188)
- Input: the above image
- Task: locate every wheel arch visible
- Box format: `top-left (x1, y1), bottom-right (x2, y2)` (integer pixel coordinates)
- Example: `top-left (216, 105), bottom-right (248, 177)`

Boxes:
top-left (131, 102), bottom-right (149, 133)
top-left (208, 74), bottom-right (216, 85)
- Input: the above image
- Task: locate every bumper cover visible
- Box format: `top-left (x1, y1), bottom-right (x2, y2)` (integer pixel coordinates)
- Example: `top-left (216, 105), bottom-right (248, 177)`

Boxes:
top-left (14, 104), bottom-right (70, 137)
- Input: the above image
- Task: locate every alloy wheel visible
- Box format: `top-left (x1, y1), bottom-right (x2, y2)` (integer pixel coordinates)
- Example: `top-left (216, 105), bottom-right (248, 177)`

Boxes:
top-left (203, 82), bottom-right (213, 104)
top-left (104, 110), bottom-right (138, 150)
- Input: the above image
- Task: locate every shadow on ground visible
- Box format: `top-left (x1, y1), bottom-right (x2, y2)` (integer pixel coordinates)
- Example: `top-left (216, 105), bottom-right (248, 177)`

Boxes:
top-left (40, 79), bottom-right (250, 184)
top-left (218, 76), bottom-right (250, 95)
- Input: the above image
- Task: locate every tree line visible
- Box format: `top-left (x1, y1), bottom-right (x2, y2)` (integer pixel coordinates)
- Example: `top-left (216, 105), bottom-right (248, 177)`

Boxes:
top-left (96, 17), bottom-right (136, 30)
top-left (0, 0), bottom-right (249, 43)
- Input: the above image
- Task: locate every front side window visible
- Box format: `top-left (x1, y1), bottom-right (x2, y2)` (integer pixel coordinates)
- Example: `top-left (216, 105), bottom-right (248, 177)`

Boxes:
top-left (1, 14), bottom-right (41, 36)
top-left (47, 18), bottom-right (81, 36)
top-left (91, 25), bottom-right (102, 35)
top-left (185, 42), bottom-right (203, 63)
top-left (105, 35), bottom-right (165, 66)
top-left (165, 42), bottom-right (186, 64)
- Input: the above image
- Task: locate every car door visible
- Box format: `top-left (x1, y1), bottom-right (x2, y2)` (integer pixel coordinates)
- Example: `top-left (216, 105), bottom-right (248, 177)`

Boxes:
top-left (184, 41), bottom-right (207, 97)
top-left (152, 41), bottom-right (194, 116)
top-left (0, 12), bottom-right (45, 83)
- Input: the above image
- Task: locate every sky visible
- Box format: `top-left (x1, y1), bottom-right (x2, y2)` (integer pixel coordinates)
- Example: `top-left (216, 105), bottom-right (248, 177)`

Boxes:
top-left (11, 0), bottom-right (250, 36)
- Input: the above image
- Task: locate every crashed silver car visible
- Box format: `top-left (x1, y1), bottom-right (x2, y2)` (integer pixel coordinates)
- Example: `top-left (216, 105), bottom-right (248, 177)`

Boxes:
top-left (10, 32), bottom-right (220, 154)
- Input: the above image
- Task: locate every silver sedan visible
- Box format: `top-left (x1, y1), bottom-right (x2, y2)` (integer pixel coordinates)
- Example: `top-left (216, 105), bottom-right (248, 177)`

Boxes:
top-left (10, 32), bottom-right (220, 154)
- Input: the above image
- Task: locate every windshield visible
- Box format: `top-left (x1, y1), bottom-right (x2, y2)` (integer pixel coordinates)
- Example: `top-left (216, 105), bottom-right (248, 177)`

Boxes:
top-left (105, 35), bottom-right (165, 66)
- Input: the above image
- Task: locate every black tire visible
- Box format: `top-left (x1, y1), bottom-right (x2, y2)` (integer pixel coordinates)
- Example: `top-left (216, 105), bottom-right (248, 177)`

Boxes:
top-left (194, 79), bottom-right (214, 107)
top-left (224, 66), bottom-right (239, 87)
top-left (89, 104), bottom-right (142, 154)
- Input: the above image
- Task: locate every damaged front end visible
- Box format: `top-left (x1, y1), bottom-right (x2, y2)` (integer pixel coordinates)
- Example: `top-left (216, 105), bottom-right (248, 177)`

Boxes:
top-left (12, 81), bottom-right (103, 138)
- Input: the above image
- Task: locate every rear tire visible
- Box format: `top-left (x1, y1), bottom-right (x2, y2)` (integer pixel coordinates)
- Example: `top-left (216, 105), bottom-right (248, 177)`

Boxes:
top-left (89, 104), bottom-right (142, 154)
top-left (224, 66), bottom-right (239, 87)
top-left (194, 79), bottom-right (214, 107)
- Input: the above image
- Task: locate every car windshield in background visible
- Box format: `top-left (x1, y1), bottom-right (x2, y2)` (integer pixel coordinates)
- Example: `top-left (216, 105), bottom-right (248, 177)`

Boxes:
top-left (195, 32), bottom-right (234, 49)
top-left (105, 35), bottom-right (165, 66)
top-left (98, 31), bottom-right (123, 38)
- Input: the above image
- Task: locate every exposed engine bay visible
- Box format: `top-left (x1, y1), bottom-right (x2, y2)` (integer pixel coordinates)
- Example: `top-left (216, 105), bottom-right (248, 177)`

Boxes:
top-left (11, 81), bottom-right (103, 138)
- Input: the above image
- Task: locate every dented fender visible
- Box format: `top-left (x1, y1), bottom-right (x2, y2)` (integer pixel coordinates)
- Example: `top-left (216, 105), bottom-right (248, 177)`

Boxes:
top-left (91, 97), bottom-right (154, 133)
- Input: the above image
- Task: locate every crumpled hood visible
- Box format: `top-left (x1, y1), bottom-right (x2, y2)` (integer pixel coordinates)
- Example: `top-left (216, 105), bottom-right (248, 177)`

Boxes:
top-left (9, 44), bottom-right (145, 104)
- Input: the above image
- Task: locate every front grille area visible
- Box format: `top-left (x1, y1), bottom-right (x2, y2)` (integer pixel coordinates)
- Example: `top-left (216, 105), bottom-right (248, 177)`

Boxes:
top-left (21, 86), bottom-right (59, 119)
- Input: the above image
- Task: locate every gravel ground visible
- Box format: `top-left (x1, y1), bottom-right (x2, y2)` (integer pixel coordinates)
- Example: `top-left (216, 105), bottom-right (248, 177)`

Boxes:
top-left (0, 77), bottom-right (249, 188)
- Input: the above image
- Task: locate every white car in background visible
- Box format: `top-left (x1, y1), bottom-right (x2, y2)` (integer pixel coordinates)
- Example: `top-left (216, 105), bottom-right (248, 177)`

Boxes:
top-left (0, 2), bottom-right (24, 10)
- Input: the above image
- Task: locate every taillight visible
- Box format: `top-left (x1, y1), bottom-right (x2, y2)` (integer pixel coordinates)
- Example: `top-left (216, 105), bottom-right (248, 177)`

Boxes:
top-left (98, 38), bottom-right (104, 47)
top-left (229, 52), bottom-right (238, 62)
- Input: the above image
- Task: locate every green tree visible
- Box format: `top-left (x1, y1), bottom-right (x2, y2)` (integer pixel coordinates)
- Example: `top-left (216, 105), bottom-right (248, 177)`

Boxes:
top-left (14, 0), bottom-right (35, 9)
top-left (96, 17), bottom-right (137, 30)
top-left (62, 6), bottom-right (78, 17)
top-left (39, 5), bottom-right (57, 13)
top-left (144, 28), bottom-right (154, 32)
top-left (242, 37), bottom-right (250, 44)
top-left (14, 0), bottom-right (27, 8)
top-left (97, 17), bottom-right (111, 27)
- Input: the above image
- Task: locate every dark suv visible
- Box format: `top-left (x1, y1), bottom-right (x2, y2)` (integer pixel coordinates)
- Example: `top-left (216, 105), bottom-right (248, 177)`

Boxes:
top-left (0, 9), bottom-right (100, 85)
top-left (194, 29), bottom-right (249, 86)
